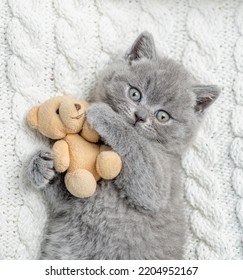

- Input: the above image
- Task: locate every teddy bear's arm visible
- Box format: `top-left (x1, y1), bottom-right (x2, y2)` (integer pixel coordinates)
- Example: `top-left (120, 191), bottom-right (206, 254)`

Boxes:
top-left (80, 120), bottom-right (100, 143)
top-left (52, 140), bottom-right (70, 172)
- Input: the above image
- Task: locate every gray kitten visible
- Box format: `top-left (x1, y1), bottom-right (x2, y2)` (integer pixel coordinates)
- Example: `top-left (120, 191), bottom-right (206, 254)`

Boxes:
top-left (27, 32), bottom-right (219, 259)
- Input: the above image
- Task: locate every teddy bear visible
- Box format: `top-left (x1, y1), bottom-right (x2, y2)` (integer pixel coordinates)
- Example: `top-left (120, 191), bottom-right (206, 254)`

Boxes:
top-left (27, 96), bottom-right (122, 198)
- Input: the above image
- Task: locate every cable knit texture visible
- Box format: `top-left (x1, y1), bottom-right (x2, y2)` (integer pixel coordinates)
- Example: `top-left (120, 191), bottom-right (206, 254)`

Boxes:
top-left (0, 0), bottom-right (242, 259)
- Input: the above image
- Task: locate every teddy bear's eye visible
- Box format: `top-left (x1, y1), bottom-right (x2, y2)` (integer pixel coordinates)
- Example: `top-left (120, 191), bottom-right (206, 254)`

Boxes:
top-left (56, 108), bottom-right (59, 114)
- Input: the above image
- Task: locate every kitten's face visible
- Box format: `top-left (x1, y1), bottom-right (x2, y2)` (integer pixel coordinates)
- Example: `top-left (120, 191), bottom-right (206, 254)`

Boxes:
top-left (93, 32), bottom-right (219, 154)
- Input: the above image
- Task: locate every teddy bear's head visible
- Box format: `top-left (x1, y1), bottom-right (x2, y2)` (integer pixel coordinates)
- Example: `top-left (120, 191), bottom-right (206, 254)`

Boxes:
top-left (27, 96), bottom-right (90, 139)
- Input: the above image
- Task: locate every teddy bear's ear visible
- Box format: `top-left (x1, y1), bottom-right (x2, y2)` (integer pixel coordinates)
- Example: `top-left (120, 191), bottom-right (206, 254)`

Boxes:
top-left (27, 106), bottom-right (39, 129)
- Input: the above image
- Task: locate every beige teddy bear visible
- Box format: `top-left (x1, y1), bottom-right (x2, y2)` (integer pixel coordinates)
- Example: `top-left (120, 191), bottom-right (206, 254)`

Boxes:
top-left (27, 96), bottom-right (122, 198)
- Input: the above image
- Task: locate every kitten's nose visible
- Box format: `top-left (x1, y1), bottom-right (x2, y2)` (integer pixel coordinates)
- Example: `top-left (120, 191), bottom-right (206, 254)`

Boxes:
top-left (134, 110), bottom-right (147, 123)
top-left (74, 103), bottom-right (81, 111)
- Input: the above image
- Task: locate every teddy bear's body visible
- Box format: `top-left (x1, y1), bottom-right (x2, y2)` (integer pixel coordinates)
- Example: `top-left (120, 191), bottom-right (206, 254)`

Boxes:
top-left (27, 96), bottom-right (122, 198)
top-left (64, 134), bottom-right (101, 179)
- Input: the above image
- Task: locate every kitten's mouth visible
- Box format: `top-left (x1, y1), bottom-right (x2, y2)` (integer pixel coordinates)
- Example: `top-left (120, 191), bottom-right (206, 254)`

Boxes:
top-left (123, 112), bottom-right (143, 127)
top-left (126, 117), bottom-right (141, 127)
top-left (133, 121), bottom-right (139, 127)
top-left (131, 119), bottom-right (143, 128)
top-left (126, 118), bottom-right (137, 126)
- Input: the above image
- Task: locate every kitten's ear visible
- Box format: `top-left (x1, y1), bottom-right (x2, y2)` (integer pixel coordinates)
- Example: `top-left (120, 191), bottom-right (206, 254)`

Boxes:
top-left (192, 85), bottom-right (220, 113)
top-left (125, 31), bottom-right (157, 62)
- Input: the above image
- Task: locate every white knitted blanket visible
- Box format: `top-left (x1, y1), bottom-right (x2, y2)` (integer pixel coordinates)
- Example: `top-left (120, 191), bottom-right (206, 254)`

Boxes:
top-left (0, 0), bottom-right (243, 260)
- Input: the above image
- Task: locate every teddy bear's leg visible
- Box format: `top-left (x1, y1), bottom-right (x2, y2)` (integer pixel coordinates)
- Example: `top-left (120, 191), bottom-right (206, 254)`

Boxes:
top-left (64, 169), bottom-right (97, 198)
top-left (96, 146), bottom-right (122, 180)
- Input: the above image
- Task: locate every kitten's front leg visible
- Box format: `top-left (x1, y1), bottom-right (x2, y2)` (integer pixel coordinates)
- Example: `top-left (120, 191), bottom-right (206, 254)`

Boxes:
top-left (87, 103), bottom-right (169, 212)
top-left (86, 103), bottom-right (139, 156)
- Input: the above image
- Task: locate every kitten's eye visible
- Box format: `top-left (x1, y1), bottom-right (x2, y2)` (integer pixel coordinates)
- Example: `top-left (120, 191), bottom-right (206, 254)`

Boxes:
top-left (56, 108), bottom-right (59, 114)
top-left (155, 110), bottom-right (170, 122)
top-left (129, 87), bottom-right (142, 102)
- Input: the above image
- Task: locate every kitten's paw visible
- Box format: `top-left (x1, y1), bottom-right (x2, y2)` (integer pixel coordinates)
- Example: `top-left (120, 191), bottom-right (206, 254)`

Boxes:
top-left (27, 150), bottom-right (55, 188)
top-left (86, 103), bottom-right (114, 132)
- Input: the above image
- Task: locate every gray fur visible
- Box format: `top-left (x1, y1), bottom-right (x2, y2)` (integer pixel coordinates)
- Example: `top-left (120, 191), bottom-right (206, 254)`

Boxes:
top-left (26, 32), bottom-right (219, 259)
top-left (27, 151), bottom-right (55, 188)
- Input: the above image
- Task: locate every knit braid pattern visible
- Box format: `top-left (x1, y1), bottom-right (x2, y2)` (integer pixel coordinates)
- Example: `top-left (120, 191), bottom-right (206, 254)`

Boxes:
top-left (0, 0), bottom-right (21, 259)
top-left (0, 0), bottom-right (242, 259)
top-left (182, 0), bottom-right (226, 259)
top-left (231, 1), bottom-right (243, 253)
top-left (1, 0), bottom-right (57, 259)
top-left (54, 0), bottom-right (100, 99)
top-left (183, 0), bottom-right (243, 259)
